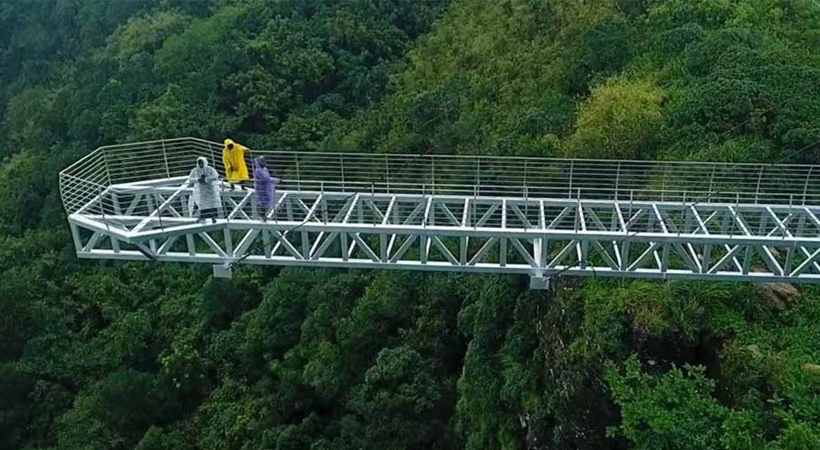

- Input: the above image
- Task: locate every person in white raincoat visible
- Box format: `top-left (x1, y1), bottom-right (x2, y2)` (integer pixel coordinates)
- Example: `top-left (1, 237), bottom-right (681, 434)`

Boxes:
top-left (188, 157), bottom-right (221, 223)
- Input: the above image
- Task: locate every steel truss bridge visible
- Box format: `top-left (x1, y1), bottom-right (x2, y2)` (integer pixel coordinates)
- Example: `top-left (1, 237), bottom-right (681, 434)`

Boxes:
top-left (60, 137), bottom-right (820, 288)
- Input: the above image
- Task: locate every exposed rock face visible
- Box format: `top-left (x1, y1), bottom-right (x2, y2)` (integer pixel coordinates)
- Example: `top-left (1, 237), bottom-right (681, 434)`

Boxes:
top-left (758, 283), bottom-right (800, 310)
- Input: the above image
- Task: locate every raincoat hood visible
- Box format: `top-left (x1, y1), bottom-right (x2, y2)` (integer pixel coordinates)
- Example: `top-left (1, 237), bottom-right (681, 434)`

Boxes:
top-left (197, 156), bottom-right (209, 167)
top-left (253, 156), bottom-right (266, 170)
top-left (224, 139), bottom-right (235, 148)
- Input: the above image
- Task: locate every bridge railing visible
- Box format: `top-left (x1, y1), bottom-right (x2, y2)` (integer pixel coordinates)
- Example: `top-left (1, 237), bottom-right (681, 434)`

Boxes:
top-left (60, 137), bottom-right (820, 218)
top-left (247, 150), bottom-right (820, 205)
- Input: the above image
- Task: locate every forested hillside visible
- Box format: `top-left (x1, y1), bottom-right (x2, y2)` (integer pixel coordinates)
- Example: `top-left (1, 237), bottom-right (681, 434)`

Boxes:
top-left (2, 1), bottom-right (820, 449)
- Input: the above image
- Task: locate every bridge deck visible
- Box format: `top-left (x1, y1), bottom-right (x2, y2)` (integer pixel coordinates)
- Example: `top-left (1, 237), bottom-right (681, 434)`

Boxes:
top-left (60, 138), bottom-right (820, 287)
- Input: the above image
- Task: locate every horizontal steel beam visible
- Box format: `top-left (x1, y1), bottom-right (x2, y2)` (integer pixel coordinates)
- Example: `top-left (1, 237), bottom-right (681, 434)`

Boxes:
top-left (75, 249), bottom-right (820, 284)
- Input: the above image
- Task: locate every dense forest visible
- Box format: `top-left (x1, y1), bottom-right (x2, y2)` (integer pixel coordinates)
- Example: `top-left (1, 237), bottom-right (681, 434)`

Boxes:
top-left (3, 0), bottom-right (820, 449)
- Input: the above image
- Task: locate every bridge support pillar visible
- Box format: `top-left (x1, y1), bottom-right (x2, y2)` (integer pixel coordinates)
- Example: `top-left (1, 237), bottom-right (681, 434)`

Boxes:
top-left (213, 264), bottom-right (233, 279)
top-left (529, 275), bottom-right (550, 290)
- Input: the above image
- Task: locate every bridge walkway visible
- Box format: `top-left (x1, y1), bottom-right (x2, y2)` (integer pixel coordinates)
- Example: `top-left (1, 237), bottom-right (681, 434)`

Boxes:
top-left (60, 138), bottom-right (820, 287)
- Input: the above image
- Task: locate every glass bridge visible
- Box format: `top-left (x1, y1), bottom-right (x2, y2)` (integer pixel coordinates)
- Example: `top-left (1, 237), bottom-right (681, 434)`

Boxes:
top-left (60, 137), bottom-right (820, 288)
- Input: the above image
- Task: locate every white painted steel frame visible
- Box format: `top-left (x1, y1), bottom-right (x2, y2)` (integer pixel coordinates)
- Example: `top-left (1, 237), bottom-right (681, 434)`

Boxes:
top-left (60, 137), bottom-right (820, 285)
top-left (68, 186), bottom-right (820, 284)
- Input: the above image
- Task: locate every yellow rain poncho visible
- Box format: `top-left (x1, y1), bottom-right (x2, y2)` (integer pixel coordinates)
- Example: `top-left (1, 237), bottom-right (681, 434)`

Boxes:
top-left (222, 139), bottom-right (250, 182)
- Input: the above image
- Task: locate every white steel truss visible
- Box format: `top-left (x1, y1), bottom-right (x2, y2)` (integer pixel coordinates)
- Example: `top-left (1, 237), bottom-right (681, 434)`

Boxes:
top-left (60, 138), bottom-right (820, 288)
top-left (68, 185), bottom-right (820, 286)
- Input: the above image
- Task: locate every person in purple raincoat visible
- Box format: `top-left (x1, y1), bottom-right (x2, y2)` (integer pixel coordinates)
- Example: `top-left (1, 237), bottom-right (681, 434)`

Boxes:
top-left (253, 156), bottom-right (279, 221)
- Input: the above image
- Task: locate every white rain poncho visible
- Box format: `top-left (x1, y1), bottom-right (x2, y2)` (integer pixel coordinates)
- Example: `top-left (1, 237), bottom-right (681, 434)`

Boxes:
top-left (188, 157), bottom-right (221, 211)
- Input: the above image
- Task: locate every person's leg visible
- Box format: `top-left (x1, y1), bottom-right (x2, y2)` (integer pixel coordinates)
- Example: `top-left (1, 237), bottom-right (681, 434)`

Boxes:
top-left (201, 208), bottom-right (217, 223)
top-left (193, 204), bottom-right (204, 222)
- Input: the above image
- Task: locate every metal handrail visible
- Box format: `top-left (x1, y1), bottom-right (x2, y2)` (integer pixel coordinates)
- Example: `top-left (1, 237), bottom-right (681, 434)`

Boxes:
top-left (60, 137), bottom-right (820, 216)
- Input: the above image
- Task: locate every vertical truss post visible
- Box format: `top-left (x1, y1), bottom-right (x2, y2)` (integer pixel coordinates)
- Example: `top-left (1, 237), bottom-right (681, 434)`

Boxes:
top-left (156, 193), bottom-right (164, 230)
top-left (110, 189), bottom-right (121, 252)
top-left (302, 228), bottom-right (310, 260)
top-left (701, 241), bottom-right (711, 274)
top-left (380, 230), bottom-right (388, 263)
top-left (461, 198), bottom-right (470, 265)
top-left (223, 228), bottom-right (233, 255)
top-left (742, 243), bottom-right (752, 275)
top-left (797, 208), bottom-right (807, 237)
top-left (500, 199), bottom-right (507, 267)
top-left (358, 194), bottom-right (365, 225)
top-left (472, 186), bottom-right (477, 229)
top-left (321, 184), bottom-right (327, 224)
top-left (661, 243), bottom-right (670, 273)
top-left (537, 200), bottom-right (546, 271)
top-left (70, 222), bottom-right (83, 253)
top-left (421, 194), bottom-right (432, 264)
top-left (112, 190), bottom-right (122, 215)
top-left (286, 197), bottom-right (294, 223)
top-left (262, 230), bottom-right (272, 258)
top-left (340, 195), bottom-right (357, 261)
top-left (783, 195), bottom-right (795, 275)
top-left (575, 189), bottom-right (584, 232)
top-left (721, 206), bottom-right (732, 238)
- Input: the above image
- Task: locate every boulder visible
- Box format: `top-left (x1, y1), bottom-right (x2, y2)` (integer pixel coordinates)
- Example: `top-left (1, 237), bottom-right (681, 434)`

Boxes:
top-left (757, 283), bottom-right (800, 310)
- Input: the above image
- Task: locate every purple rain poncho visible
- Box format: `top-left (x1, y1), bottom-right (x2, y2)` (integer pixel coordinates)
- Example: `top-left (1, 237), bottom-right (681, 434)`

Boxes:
top-left (253, 156), bottom-right (279, 208)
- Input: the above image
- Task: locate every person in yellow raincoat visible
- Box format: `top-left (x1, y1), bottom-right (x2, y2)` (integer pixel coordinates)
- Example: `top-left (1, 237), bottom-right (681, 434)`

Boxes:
top-left (222, 138), bottom-right (250, 189)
